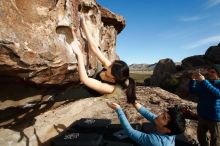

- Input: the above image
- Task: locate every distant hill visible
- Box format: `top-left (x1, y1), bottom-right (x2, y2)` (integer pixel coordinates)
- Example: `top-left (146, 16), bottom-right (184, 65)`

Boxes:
top-left (129, 62), bottom-right (181, 71)
top-left (175, 62), bottom-right (181, 66)
top-left (147, 63), bottom-right (157, 71)
top-left (129, 63), bottom-right (156, 71)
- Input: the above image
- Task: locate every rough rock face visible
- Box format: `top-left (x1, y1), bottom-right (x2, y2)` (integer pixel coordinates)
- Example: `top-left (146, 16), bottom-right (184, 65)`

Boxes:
top-left (0, 0), bottom-right (125, 85)
top-left (182, 55), bottom-right (209, 70)
top-left (150, 58), bottom-right (176, 86)
top-left (0, 1), bottom-right (127, 145)
top-left (0, 0), bottom-right (125, 122)
top-left (205, 43), bottom-right (220, 64)
top-left (0, 86), bottom-right (198, 146)
top-left (98, 5), bottom-right (125, 34)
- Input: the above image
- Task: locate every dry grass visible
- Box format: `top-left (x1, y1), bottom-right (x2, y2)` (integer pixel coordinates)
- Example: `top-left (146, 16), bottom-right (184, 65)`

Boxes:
top-left (129, 70), bottom-right (153, 83)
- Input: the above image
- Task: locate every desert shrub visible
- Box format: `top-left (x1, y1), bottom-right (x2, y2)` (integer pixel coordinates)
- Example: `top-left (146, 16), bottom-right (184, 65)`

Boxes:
top-left (161, 76), bottom-right (179, 93)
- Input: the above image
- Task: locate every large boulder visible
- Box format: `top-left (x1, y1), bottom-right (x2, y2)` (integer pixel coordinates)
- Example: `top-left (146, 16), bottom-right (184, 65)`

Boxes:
top-left (150, 58), bottom-right (177, 87)
top-left (204, 43), bottom-right (220, 64)
top-left (0, 0), bottom-right (125, 85)
top-left (181, 55), bottom-right (209, 70)
top-left (0, 0), bottom-right (126, 141)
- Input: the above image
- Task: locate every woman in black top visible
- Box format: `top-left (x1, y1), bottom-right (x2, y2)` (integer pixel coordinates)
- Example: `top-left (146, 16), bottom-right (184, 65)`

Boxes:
top-left (68, 16), bottom-right (136, 103)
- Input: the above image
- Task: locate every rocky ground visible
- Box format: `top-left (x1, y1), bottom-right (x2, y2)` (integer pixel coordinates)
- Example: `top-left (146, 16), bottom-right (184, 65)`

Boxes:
top-left (0, 86), bottom-right (198, 146)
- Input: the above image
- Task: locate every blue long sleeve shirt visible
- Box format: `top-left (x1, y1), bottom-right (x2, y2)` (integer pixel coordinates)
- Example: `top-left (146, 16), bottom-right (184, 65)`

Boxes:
top-left (189, 79), bottom-right (220, 121)
top-left (116, 106), bottom-right (175, 146)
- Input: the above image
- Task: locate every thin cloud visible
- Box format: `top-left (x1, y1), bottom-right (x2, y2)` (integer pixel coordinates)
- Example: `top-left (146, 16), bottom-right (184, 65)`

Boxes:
top-left (215, 22), bottom-right (220, 26)
top-left (157, 29), bottom-right (192, 40)
top-left (179, 16), bottom-right (204, 22)
top-left (206, 0), bottom-right (220, 8)
top-left (185, 35), bottom-right (220, 50)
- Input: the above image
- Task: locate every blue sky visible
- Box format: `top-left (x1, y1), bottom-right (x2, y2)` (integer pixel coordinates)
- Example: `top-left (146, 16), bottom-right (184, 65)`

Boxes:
top-left (96, 0), bottom-right (220, 65)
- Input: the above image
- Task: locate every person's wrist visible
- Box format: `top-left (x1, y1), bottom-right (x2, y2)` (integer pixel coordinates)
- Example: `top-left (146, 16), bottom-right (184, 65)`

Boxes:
top-left (199, 79), bottom-right (205, 82)
top-left (198, 77), bottom-right (205, 82)
top-left (132, 101), bottom-right (138, 106)
top-left (115, 106), bottom-right (121, 111)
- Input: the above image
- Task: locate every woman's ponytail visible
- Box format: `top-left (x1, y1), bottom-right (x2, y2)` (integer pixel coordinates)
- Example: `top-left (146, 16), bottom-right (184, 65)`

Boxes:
top-left (111, 60), bottom-right (137, 104)
top-left (125, 77), bottom-right (137, 104)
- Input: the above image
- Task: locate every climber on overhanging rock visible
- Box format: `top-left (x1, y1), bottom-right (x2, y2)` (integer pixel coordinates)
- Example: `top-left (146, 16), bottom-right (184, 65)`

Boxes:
top-left (60, 15), bottom-right (137, 104)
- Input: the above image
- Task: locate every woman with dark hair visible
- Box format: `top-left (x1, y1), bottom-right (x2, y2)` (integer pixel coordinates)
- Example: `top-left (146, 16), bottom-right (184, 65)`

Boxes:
top-left (67, 16), bottom-right (136, 103)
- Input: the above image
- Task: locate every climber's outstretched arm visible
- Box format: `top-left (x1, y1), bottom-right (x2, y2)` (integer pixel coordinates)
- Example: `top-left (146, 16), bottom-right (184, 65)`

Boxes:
top-left (69, 41), bottom-right (114, 94)
top-left (80, 16), bottom-right (112, 67)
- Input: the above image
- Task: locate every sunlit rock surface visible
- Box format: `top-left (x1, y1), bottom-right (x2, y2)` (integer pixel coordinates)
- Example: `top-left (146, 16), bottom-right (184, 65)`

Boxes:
top-left (0, 0), bottom-right (124, 85)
